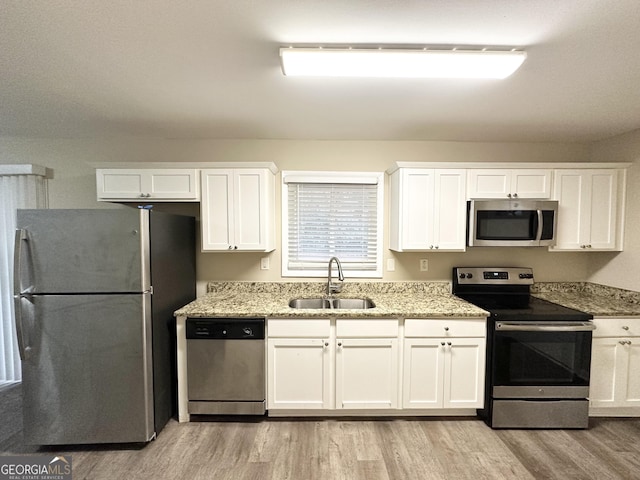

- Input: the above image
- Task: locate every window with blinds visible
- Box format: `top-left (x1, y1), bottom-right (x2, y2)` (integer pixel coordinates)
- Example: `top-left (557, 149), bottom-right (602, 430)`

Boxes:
top-left (282, 172), bottom-right (383, 277)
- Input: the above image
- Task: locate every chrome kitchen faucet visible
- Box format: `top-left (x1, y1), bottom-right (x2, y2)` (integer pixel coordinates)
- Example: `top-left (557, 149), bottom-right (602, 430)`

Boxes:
top-left (326, 257), bottom-right (344, 296)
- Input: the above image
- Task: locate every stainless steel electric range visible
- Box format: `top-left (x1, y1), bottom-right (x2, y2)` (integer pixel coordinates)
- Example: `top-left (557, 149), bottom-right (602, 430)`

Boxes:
top-left (452, 267), bottom-right (595, 429)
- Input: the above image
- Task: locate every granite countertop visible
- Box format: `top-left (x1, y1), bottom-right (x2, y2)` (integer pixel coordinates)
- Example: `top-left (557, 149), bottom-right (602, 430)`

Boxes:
top-left (174, 281), bottom-right (489, 319)
top-left (175, 281), bottom-right (640, 320)
top-left (532, 282), bottom-right (640, 317)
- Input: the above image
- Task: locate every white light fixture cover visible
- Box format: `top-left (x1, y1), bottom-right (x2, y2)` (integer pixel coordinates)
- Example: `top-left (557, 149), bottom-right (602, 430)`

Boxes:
top-left (280, 47), bottom-right (526, 79)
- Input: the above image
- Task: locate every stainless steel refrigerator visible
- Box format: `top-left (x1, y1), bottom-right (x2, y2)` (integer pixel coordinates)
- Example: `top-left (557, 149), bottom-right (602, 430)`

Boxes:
top-left (13, 208), bottom-right (196, 445)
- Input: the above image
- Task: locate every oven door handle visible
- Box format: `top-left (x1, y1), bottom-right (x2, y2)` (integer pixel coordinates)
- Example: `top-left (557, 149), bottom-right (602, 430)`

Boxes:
top-left (496, 322), bottom-right (596, 332)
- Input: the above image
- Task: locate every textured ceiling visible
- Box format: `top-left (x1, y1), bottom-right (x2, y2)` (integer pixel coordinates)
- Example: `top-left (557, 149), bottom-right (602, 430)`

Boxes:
top-left (2, 0), bottom-right (640, 142)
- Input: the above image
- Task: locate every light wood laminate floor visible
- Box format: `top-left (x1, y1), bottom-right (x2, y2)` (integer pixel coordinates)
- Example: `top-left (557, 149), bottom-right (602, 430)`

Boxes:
top-left (1, 384), bottom-right (639, 480)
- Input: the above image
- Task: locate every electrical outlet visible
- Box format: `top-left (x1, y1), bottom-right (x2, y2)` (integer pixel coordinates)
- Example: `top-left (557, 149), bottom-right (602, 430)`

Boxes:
top-left (387, 258), bottom-right (395, 271)
top-left (260, 257), bottom-right (270, 270)
top-left (420, 259), bottom-right (429, 272)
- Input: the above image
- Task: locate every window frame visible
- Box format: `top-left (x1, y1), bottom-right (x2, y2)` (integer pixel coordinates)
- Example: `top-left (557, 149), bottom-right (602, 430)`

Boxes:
top-left (281, 171), bottom-right (384, 278)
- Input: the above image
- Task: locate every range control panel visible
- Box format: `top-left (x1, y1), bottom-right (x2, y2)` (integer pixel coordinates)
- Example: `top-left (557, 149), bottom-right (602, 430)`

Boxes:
top-left (453, 267), bottom-right (534, 285)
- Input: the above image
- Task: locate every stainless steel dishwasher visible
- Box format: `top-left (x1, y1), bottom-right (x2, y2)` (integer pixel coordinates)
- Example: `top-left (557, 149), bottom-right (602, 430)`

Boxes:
top-left (186, 318), bottom-right (265, 415)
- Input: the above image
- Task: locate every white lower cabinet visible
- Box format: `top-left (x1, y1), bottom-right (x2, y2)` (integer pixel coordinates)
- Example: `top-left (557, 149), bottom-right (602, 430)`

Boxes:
top-left (336, 338), bottom-right (398, 409)
top-left (267, 338), bottom-right (331, 409)
top-left (403, 319), bottom-right (486, 409)
top-left (267, 319), bottom-right (331, 410)
top-left (267, 317), bottom-right (486, 415)
top-left (589, 317), bottom-right (640, 416)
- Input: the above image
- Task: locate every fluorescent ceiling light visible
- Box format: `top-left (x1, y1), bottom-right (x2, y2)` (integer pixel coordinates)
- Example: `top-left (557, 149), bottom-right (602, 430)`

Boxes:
top-left (280, 47), bottom-right (526, 79)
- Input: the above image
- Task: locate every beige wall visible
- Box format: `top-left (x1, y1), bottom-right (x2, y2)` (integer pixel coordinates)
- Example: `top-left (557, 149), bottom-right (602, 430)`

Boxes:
top-left (3, 135), bottom-right (633, 294)
top-left (588, 130), bottom-right (640, 291)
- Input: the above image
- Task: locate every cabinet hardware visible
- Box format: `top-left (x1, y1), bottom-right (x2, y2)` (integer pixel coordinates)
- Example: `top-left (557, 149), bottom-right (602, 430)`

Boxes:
top-left (622, 326), bottom-right (630, 330)
top-left (444, 327), bottom-right (449, 331)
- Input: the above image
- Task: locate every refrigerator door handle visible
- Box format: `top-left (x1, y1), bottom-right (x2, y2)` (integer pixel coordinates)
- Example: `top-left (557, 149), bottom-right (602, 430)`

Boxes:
top-left (13, 295), bottom-right (31, 360)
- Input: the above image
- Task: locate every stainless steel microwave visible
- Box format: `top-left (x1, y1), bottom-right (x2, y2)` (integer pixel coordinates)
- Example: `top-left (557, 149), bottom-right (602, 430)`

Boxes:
top-left (467, 199), bottom-right (558, 247)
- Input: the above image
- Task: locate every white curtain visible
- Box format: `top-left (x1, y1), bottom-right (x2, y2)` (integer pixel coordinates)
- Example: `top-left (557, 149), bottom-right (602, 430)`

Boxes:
top-left (0, 165), bottom-right (49, 383)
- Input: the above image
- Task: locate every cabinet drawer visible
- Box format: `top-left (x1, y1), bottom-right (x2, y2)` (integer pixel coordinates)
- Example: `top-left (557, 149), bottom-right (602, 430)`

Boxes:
top-left (336, 318), bottom-right (398, 338)
top-left (592, 318), bottom-right (640, 338)
top-left (405, 318), bottom-right (486, 338)
top-left (267, 318), bottom-right (330, 338)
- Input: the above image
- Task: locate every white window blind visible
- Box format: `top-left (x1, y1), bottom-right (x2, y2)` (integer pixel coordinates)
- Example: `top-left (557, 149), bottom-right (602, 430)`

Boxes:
top-left (283, 172), bottom-right (383, 277)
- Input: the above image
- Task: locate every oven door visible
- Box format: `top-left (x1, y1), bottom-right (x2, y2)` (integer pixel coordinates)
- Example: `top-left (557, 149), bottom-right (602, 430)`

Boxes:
top-left (492, 321), bottom-right (594, 399)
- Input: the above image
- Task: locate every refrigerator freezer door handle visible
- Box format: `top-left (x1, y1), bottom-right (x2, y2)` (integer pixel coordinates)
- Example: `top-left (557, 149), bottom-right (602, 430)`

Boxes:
top-left (14, 229), bottom-right (32, 360)
top-left (13, 228), bottom-right (33, 295)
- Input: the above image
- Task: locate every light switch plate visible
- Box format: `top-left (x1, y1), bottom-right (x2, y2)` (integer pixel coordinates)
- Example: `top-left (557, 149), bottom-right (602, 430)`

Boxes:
top-left (260, 257), bottom-right (270, 270)
top-left (420, 259), bottom-right (428, 271)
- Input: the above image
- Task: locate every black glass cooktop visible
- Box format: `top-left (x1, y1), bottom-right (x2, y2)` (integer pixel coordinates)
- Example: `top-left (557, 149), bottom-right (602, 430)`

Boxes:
top-left (457, 295), bottom-right (593, 322)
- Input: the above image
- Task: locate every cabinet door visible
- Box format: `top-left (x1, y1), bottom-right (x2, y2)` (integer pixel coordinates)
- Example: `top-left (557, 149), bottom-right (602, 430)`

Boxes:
top-left (552, 169), bottom-right (619, 251)
top-left (200, 168), bottom-right (275, 251)
top-left (97, 169), bottom-right (146, 199)
top-left (395, 169), bottom-right (435, 250)
top-left (432, 170), bottom-right (467, 250)
top-left (335, 338), bottom-right (398, 409)
top-left (96, 169), bottom-right (199, 201)
top-left (444, 338), bottom-right (485, 408)
top-left (267, 338), bottom-right (331, 410)
top-left (467, 169), bottom-right (551, 199)
top-left (402, 339), bottom-right (444, 408)
top-left (233, 169), bottom-right (273, 251)
top-left (147, 170), bottom-right (199, 200)
top-left (201, 169), bottom-right (234, 250)
top-left (389, 168), bottom-right (465, 251)
top-left (590, 338), bottom-right (618, 406)
top-left (587, 170), bottom-right (618, 250)
top-left (467, 169), bottom-right (511, 199)
top-left (552, 171), bottom-right (585, 250)
top-left (510, 169), bottom-right (552, 199)
top-left (591, 337), bottom-right (640, 409)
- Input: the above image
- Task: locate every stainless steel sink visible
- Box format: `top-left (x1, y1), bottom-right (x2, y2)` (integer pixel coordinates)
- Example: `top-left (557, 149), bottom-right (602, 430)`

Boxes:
top-left (332, 298), bottom-right (375, 309)
top-left (288, 298), bottom-right (332, 309)
top-left (288, 297), bottom-right (375, 310)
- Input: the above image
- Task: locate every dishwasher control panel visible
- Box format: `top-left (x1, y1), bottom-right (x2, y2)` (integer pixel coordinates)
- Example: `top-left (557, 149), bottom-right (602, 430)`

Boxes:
top-left (186, 318), bottom-right (265, 339)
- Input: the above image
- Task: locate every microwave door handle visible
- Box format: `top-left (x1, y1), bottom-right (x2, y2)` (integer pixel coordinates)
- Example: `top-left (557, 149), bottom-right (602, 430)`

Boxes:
top-left (496, 322), bottom-right (596, 332)
top-left (535, 209), bottom-right (544, 242)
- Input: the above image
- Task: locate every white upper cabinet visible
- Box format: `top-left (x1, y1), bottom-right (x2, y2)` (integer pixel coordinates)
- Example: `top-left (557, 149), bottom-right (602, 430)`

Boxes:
top-left (389, 168), bottom-right (466, 252)
top-left (200, 168), bottom-right (276, 252)
top-left (96, 168), bottom-right (199, 201)
top-left (467, 169), bottom-right (552, 199)
top-left (551, 169), bottom-right (622, 251)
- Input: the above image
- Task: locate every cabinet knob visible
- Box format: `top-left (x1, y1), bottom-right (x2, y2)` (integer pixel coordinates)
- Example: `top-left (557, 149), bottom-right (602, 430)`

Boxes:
top-left (324, 342), bottom-right (329, 347)
top-left (507, 193), bottom-right (512, 198)
top-left (622, 326), bottom-right (630, 331)
top-left (337, 342), bottom-right (342, 347)
top-left (435, 246), bottom-right (439, 249)
top-left (587, 245), bottom-right (592, 248)
top-left (429, 245), bottom-right (434, 249)
top-left (513, 193), bottom-right (518, 198)
top-left (447, 342), bottom-right (452, 346)
top-left (440, 342), bottom-right (445, 346)
top-left (444, 327), bottom-right (449, 331)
